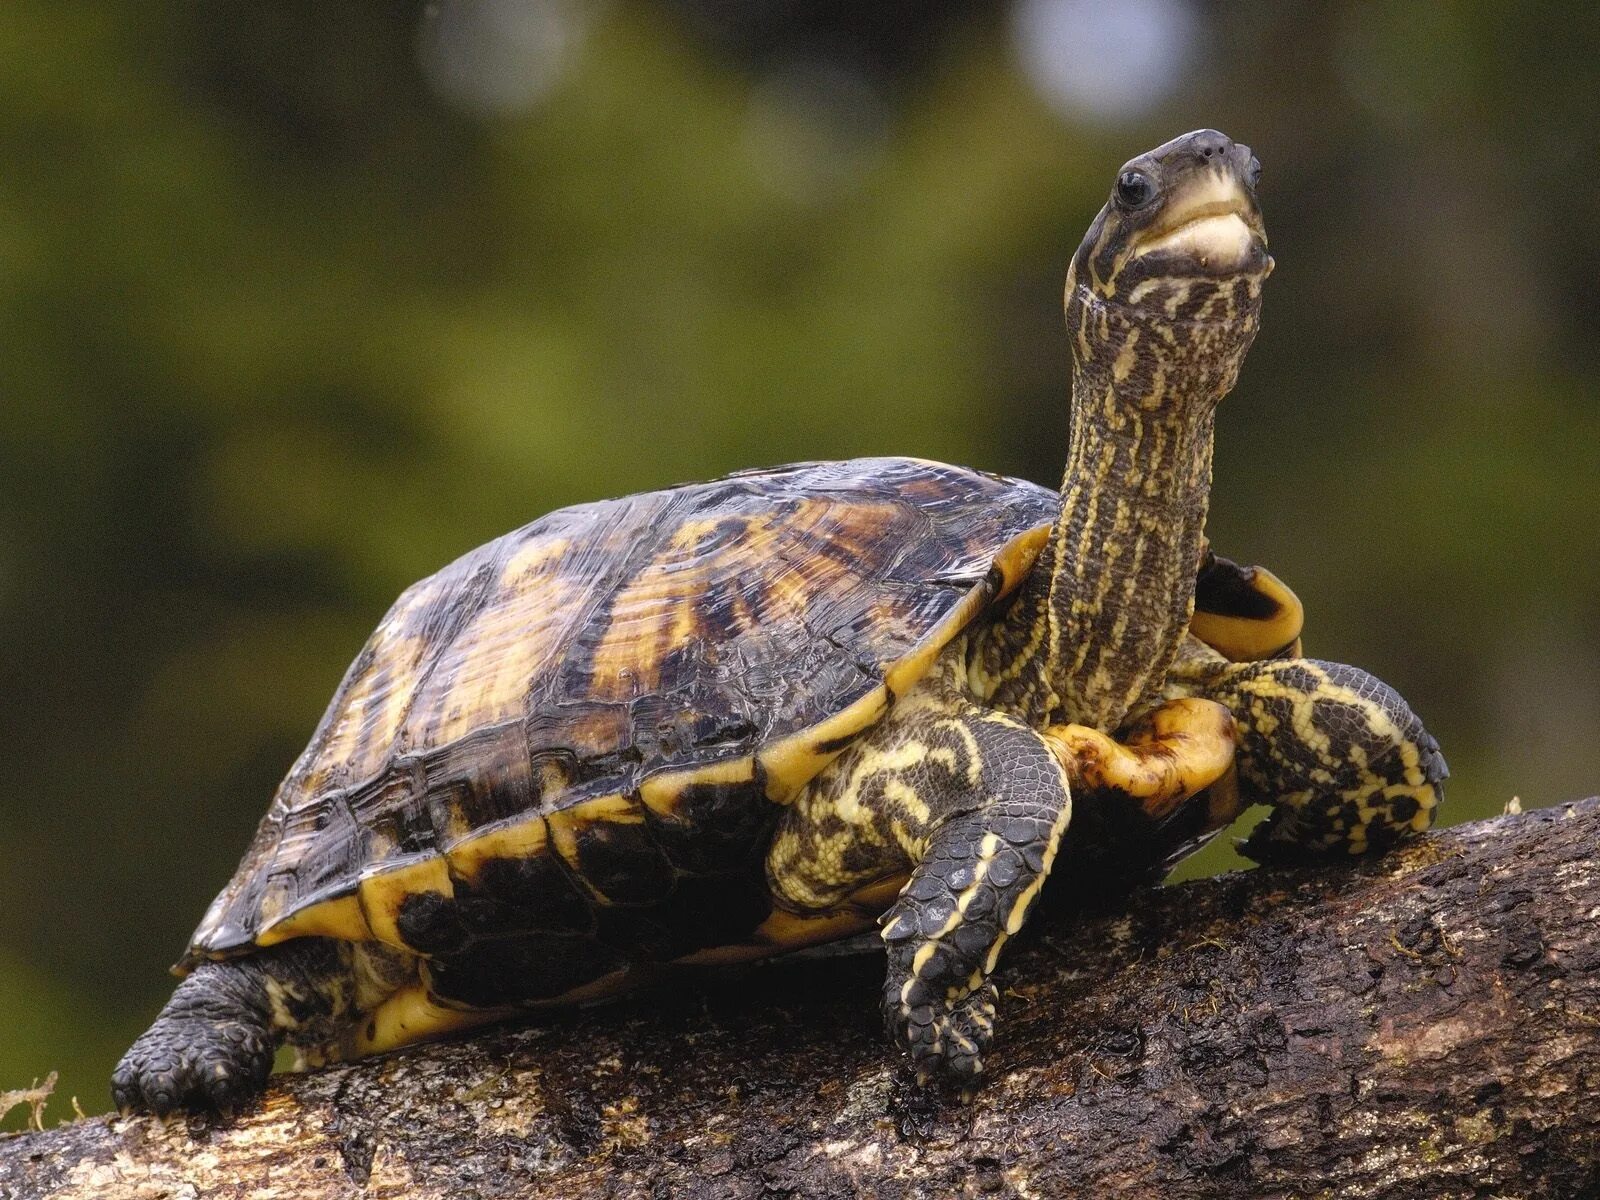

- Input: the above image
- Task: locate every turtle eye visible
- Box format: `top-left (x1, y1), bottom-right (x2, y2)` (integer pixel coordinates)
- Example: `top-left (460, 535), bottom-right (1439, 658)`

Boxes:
top-left (1247, 156), bottom-right (1262, 189)
top-left (1115, 170), bottom-right (1155, 209)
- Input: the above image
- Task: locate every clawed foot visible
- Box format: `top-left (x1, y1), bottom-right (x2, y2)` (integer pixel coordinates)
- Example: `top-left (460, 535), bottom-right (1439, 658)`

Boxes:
top-left (1219, 658), bottom-right (1448, 863)
top-left (884, 975), bottom-right (1000, 1091)
top-left (876, 800), bottom-right (1053, 1093)
top-left (112, 1013), bottom-right (273, 1116)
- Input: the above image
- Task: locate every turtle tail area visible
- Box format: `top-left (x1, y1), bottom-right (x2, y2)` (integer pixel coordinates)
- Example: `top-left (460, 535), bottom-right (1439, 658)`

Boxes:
top-left (112, 938), bottom-right (375, 1116)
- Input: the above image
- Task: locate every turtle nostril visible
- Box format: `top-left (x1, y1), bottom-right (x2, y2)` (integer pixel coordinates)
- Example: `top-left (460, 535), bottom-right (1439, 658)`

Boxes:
top-left (1191, 131), bottom-right (1233, 162)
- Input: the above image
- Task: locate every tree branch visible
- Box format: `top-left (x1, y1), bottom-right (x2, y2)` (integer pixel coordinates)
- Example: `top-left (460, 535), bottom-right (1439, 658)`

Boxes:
top-left (5, 800), bottom-right (1599, 1200)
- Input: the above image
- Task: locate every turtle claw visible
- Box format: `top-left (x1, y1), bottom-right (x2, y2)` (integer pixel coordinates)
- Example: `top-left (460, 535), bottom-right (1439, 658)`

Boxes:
top-left (887, 979), bottom-right (999, 1092)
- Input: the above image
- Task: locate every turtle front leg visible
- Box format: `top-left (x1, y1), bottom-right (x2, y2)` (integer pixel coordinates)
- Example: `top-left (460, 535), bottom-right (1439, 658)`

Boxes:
top-left (877, 767), bottom-right (1069, 1088)
top-left (770, 689), bottom-right (1072, 1088)
top-left (113, 938), bottom-right (358, 1115)
top-left (1170, 644), bottom-right (1447, 861)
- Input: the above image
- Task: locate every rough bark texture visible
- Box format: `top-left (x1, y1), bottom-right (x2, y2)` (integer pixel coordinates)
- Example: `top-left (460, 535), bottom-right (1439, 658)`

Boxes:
top-left (4, 799), bottom-right (1599, 1200)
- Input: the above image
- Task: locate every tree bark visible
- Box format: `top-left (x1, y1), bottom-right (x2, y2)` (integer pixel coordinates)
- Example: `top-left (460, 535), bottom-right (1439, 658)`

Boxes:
top-left (4, 799), bottom-right (1599, 1200)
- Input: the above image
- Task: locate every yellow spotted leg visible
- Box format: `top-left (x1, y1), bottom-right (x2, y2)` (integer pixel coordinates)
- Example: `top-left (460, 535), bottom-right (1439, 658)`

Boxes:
top-left (871, 711), bottom-right (1072, 1088)
top-left (1167, 640), bottom-right (1448, 860)
top-left (768, 667), bottom-right (1072, 1088)
top-left (768, 667), bottom-right (1248, 1088)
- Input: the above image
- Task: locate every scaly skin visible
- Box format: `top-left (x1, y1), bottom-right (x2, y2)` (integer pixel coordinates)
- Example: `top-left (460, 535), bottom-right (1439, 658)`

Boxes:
top-left (112, 941), bottom-right (351, 1116)
top-left (1163, 637), bottom-right (1447, 862)
top-left (768, 646), bottom-right (1237, 1084)
top-left (767, 653), bottom-right (1076, 1084)
top-left (768, 131), bottom-right (1439, 1087)
top-left (973, 132), bottom-right (1268, 734)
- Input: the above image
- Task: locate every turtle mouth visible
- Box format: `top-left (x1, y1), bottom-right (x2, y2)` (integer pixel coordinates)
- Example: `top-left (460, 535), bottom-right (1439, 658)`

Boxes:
top-left (1131, 174), bottom-right (1265, 270)
top-left (1133, 209), bottom-right (1255, 264)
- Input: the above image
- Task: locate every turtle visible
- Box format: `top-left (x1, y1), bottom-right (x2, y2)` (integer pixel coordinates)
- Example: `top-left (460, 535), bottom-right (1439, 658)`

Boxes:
top-left (113, 130), bottom-right (1446, 1116)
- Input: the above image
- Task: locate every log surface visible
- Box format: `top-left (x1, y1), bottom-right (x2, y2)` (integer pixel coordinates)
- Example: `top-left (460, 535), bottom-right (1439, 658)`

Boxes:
top-left (4, 800), bottom-right (1599, 1200)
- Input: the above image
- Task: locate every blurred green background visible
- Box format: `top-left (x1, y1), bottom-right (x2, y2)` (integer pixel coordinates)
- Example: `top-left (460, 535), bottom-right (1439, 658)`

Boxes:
top-left (2, 1), bottom-right (1596, 1123)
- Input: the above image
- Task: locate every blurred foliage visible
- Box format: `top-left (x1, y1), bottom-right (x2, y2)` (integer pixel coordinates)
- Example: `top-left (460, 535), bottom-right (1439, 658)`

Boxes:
top-left (1, 1), bottom-right (1596, 1123)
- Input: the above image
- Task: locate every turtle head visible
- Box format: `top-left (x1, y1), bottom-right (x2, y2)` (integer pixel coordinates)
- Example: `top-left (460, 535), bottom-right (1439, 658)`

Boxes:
top-left (1066, 129), bottom-right (1271, 400)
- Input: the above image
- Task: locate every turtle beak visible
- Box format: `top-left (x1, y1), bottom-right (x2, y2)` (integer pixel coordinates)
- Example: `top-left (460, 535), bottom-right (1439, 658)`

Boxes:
top-left (1131, 177), bottom-right (1263, 266)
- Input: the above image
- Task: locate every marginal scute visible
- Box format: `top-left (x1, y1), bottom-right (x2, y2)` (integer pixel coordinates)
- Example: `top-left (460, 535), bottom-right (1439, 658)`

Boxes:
top-left (546, 792), bottom-right (676, 905)
top-left (451, 846), bottom-right (595, 938)
top-left (442, 812), bottom-right (550, 883)
top-left (256, 892), bottom-right (369, 948)
top-left (758, 685), bottom-right (891, 803)
top-left (990, 525), bottom-right (1054, 593)
top-left (358, 855), bottom-right (454, 952)
top-left (638, 756), bottom-right (756, 819)
top-left (883, 593), bottom-right (989, 700)
top-left (1191, 554), bottom-right (1304, 661)
top-left (881, 525), bottom-right (1050, 700)
top-left (545, 794), bottom-right (643, 865)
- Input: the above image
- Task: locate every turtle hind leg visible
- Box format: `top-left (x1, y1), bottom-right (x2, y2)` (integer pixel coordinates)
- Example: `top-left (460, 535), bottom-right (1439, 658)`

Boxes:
top-left (113, 938), bottom-right (359, 1116)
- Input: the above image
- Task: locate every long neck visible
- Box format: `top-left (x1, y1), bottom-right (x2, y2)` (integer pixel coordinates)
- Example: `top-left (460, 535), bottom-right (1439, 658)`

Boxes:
top-left (975, 293), bottom-right (1239, 731)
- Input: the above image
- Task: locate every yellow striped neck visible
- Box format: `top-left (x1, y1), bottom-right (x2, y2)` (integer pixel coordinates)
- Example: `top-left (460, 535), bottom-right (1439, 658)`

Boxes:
top-left (974, 280), bottom-right (1255, 731)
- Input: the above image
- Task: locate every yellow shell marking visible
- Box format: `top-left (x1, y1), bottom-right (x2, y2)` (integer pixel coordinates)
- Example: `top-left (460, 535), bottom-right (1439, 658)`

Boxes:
top-left (759, 685), bottom-right (890, 803)
top-left (256, 893), bottom-right (371, 948)
top-left (637, 755), bottom-right (758, 819)
top-left (358, 855), bottom-right (455, 951)
top-left (1189, 564), bottom-right (1305, 662)
top-left (442, 813), bottom-right (550, 881)
top-left (403, 556), bottom-right (587, 753)
top-left (545, 793), bottom-right (646, 894)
